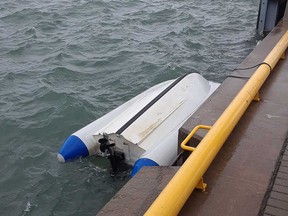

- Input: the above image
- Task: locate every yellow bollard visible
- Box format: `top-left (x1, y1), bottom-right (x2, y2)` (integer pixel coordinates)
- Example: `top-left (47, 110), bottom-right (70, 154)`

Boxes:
top-left (144, 31), bottom-right (288, 216)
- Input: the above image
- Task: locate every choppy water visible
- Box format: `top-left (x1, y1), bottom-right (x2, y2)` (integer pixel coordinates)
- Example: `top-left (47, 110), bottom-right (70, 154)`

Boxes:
top-left (0, 0), bottom-right (260, 215)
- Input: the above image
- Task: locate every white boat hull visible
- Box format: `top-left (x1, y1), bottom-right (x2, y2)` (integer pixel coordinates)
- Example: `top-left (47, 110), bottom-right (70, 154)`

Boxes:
top-left (57, 73), bottom-right (219, 175)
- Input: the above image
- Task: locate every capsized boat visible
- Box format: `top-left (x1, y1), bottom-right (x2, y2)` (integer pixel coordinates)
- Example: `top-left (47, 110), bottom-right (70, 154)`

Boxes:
top-left (57, 73), bottom-right (219, 176)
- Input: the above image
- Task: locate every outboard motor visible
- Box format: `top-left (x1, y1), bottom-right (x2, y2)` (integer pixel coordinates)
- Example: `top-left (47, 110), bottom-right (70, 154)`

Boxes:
top-left (98, 134), bottom-right (125, 173)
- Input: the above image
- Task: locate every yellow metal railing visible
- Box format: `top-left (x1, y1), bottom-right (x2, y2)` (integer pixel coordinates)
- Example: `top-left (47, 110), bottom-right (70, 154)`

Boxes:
top-left (180, 125), bottom-right (211, 152)
top-left (144, 31), bottom-right (288, 216)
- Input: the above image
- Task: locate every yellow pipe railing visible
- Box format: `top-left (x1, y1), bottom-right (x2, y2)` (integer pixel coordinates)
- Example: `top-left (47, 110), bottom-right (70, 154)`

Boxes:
top-left (145, 31), bottom-right (288, 216)
top-left (180, 125), bottom-right (211, 152)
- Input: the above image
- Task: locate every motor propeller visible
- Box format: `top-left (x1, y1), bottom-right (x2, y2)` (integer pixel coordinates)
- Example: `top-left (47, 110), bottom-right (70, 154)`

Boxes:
top-left (98, 135), bottom-right (124, 173)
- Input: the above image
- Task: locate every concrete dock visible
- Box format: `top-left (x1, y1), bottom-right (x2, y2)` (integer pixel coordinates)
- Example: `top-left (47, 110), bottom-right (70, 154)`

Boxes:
top-left (98, 11), bottom-right (288, 216)
top-left (178, 20), bottom-right (288, 216)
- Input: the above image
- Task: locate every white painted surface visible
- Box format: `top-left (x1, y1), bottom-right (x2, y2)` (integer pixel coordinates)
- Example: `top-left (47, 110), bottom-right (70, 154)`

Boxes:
top-left (71, 73), bottom-right (219, 165)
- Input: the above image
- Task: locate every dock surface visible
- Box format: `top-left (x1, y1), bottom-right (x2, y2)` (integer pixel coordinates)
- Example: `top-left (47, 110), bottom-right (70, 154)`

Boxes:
top-left (178, 20), bottom-right (288, 216)
top-left (98, 19), bottom-right (288, 216)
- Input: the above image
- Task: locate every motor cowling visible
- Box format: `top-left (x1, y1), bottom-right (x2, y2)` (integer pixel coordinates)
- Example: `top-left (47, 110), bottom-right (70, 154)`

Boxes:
top-left (98, 135), bottom-right (125, 173)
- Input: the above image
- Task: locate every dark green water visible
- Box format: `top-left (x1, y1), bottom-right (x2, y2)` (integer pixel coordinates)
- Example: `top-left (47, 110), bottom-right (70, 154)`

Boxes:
top-left (0, 0), bottom-right (260, 215)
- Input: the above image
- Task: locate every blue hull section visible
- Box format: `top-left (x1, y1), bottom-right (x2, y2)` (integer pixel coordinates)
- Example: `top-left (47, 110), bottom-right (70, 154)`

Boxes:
top-left (131, 158), bottom-right (159, 177)
top-left (58, 135), bottom-right (89, 163)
